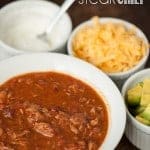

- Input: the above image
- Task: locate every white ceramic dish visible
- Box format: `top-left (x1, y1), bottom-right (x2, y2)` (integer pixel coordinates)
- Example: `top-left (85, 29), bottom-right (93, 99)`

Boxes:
top-left (0, 0), bottom-right (72, 60)
top-left (122, 69), bottom-right (150, 150)
top-left (67, 17), bottom-right (149, 88)
top-left (0, 53), bottom-right (126, 150)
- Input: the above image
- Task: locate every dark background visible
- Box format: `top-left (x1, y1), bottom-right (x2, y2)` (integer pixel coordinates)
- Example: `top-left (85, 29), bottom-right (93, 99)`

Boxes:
top-left (0, 0), bottom-right (149, 149)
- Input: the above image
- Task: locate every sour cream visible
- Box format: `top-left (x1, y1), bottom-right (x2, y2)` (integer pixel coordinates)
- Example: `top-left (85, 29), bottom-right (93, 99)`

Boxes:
top-left (0, 0), bottom-right (72, 52)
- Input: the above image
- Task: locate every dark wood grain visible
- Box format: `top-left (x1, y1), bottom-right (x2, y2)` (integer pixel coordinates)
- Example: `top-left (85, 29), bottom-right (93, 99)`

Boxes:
top-left (0, 0), bottom-right (149, 149)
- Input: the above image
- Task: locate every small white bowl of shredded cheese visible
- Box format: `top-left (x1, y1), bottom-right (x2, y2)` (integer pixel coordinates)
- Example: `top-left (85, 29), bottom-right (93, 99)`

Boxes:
top-left (0, 0), bottom-right (72, 60)
top-left (67, 17), bottom-right (149, 87)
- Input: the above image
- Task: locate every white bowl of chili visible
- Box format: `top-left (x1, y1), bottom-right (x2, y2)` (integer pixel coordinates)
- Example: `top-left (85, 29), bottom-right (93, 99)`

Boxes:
top-left (0, 53), bottom-right (126, 149)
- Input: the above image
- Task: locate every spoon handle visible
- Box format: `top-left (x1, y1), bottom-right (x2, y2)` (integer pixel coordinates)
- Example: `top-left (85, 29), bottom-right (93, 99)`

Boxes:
top-left (46, 0), bottom-right (75, 34)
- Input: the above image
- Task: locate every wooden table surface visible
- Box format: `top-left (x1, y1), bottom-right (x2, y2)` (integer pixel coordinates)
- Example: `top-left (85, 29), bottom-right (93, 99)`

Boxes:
top-left (0, 0), bottom-right (150, 149)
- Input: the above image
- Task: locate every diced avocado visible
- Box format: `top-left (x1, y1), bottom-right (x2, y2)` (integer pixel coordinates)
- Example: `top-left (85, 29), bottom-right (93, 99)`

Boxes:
top-left (141, 94), bottom-right (150, 106)
top-left (139, 104), bottom-right (150, 121)
top-left (129, 105), bottom-right (146, 116)
top-left (143, 79), bottom-right (150, 94)
top-left (136, 116), bottom-right (150, 126)
top-left (141, 79), bottom-right (150, 106)
top-left (127, 84), bottom-right (142, 107)
top-left (138, 82), bottom-right (144, 87)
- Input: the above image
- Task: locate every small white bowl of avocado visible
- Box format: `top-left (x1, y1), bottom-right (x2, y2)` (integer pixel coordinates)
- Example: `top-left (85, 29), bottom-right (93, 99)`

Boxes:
top-left (122, 69), bottom-right (150, 150)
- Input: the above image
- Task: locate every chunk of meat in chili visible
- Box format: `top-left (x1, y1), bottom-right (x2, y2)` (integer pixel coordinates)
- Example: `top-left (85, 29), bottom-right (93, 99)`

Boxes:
top-left (33, 122), bottom-right (54, 138)
top-left (0, 142), bottom-right (13, 150)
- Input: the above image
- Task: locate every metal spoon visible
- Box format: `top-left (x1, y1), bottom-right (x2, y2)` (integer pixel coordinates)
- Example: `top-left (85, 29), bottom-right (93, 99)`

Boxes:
top-left (38, 0), bottom-right (75, 42)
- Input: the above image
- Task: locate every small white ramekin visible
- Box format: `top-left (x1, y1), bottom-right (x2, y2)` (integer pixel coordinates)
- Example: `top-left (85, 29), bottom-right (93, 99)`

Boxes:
top-left (122, 69), bottom-right (150, 150)
top-left (0, 0), bottom-right (72, 60)
top-left (67, 17), bottom-right (149, 88)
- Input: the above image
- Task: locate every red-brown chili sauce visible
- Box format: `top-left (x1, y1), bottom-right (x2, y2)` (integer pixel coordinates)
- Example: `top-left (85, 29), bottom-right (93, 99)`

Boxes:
top-left (0, 72), bottom-right (108, 150)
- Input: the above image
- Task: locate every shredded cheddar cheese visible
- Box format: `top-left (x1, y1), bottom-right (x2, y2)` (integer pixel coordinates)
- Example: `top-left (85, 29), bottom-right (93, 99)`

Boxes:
top-left (72, 17), bottom-right (148, 73)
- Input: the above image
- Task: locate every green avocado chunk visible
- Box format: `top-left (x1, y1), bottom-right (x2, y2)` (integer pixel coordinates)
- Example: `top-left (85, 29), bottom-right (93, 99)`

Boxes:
top-left (139, 104), bottom-right (150, 121)
top-left (141, 79), bottom-right (150, 106)
top-left (141, 94), bottom-right (150, 106)
top-left (136, 115), bottom-right (150, 126)
top-left (129, 105), bottom-right (146, 116)
top-left (127, 84), bottom-right (142, 107)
